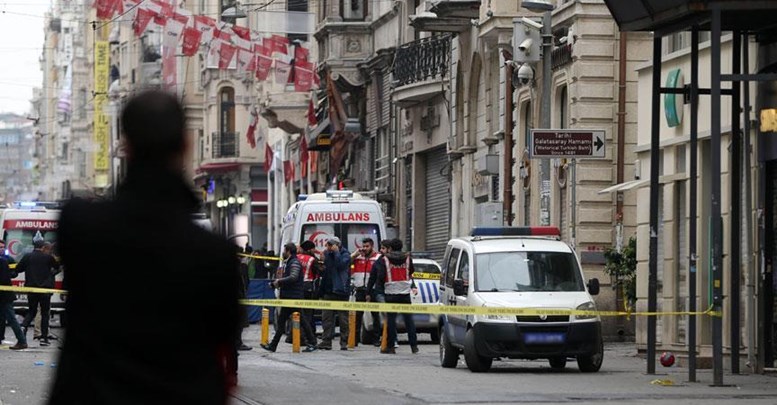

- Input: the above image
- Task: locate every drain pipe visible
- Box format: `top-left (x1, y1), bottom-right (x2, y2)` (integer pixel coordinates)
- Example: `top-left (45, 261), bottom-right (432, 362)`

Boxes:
top-left (616, 32), bottom-right (628, 252)
top-left (504, 53), bottom-right (514, 225)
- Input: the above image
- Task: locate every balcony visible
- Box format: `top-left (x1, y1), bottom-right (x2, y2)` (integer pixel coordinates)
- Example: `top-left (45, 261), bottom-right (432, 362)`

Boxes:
top-left (552, 43), bottom-right (573, 70)
top-left (391, 35), bottom-right (451, 108)
top-left (212, 132), bottom-right (239, 159)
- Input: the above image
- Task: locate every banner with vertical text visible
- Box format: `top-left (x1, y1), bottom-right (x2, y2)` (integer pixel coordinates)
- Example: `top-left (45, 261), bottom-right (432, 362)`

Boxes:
top-left (94, 41), bottom-right (110, 187)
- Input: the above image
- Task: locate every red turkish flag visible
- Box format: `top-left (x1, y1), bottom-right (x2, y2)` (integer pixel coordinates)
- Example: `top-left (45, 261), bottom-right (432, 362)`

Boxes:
top-left (294, 65), bottom-right (313, 92)
top-left (134, 6), bottom-right (154, 36)
top-left (264, 143), bottom-right (273, 173)
top-left (266, 36), bottom-right (288, 55)
top-left (246, 106), bottom-right (258, 149)
top-left (255, 53), bottom-right (273, 81)
top-left (283, 160), bottom-right (295, 184)
top-left (300, 136), bottom-right (309, 164)
top-left (94, 0), bottom-right (119, 20)
top-left (294, 45), bottom-right (310, 63)
top-left (232, 25), bottom-right (251, 41)
top-left (218, 42), bottom-right (237, 69)
top-left (307, 99), bottom-right (317, 127)
top-left (195, 15), bottom-right (216, 44)
top-left (181, 27), bottom-right (202, 56)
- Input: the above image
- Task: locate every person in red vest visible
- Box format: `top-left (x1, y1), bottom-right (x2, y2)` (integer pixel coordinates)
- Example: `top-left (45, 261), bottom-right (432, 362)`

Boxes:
top-left (298, 240), bottom-right (321, 351)
top-left (350, 237), bottom-right (380, 346)
top-left (371, 239), bottom-right (418, 354)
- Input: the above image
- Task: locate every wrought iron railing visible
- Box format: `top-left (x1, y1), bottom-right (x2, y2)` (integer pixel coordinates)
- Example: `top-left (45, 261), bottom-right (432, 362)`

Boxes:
top-left (393, 34), bottom-right (452, 87)
top-left (212, 132), bottom-right (239, 158)
top-left (552, 44), bottom-right (573, 70)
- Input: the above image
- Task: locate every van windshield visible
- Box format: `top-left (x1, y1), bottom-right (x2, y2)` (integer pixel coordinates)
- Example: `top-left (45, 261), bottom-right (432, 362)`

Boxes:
top-left (301, 224), bottom-right (381, 254)
top-left (475, 251), bottom-right (584, 292)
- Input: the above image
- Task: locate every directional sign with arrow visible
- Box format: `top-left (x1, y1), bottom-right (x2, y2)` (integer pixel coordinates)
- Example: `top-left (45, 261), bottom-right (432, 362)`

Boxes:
top-left (529, 129), bottom-right (606, 159)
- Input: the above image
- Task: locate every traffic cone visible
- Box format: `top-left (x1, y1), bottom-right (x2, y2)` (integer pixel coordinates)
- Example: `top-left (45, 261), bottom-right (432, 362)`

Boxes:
top-left (261, 308), bottom-right (269, 345)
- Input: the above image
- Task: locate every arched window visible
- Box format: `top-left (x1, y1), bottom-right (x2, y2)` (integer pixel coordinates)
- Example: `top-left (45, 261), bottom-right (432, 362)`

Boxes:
top-left (219, 87), bottom-right (235, 134)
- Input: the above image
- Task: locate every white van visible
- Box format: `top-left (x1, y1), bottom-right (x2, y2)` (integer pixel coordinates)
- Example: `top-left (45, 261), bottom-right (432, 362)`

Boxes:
top-left (0, 203), bottom-right (64, 316)
top-left (280, 190), bottom-right (387, 254)
top-left (438, 227), bottom-right (603, 373)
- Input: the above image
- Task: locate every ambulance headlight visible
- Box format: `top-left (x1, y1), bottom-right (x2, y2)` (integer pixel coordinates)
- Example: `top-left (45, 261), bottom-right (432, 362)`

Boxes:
top-left (575, 301), bottom-right (598, 320)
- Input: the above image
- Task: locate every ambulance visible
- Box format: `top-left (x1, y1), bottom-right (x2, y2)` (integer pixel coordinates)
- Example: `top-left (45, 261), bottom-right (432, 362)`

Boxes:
top-left (280, 190), bottom-right (387, 255)
top-left (0, 202), bottom-right (64, 318)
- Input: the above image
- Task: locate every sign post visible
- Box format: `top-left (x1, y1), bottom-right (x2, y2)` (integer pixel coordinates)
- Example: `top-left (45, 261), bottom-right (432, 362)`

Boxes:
top-left (529, 129), bottom-right (606, 159)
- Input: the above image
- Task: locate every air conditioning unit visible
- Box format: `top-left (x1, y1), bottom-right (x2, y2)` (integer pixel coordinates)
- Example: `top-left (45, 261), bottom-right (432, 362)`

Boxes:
top-left (476, 154), bottom-right (500, 176)
top-left (476, 202), bottom-right (503, 227)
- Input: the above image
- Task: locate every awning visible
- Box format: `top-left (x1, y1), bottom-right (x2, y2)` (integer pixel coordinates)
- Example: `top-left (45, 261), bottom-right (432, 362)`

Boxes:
top-left (598, 179), bottom-right (649, 194)
top-left (307, 117), bottom-right (331, 151)
top-left (195, 162), bottom-right (240, 174)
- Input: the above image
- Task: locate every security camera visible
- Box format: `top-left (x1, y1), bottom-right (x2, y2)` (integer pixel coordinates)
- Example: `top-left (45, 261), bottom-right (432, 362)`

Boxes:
top-left (518, 38), bottom-right (534, 53)
top-left (521, 17), bottom-right (543, 30)
top-left (514, 64), bottom-right (535, 86)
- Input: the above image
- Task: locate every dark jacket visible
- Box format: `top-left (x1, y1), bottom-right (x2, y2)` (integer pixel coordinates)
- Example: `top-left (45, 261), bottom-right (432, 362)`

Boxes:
top-left (320, 246), bottom-right (351, 297)
top-left (15, 249), bottom-right (59, 288)
top-left (368, 252), bottom-right (415, 297)
top-left (0, 257), bottom-right (15, 304)
top-left (48, 164), bottom-right (241, 405)
top-left (276, 255), bottom-right (304, 299)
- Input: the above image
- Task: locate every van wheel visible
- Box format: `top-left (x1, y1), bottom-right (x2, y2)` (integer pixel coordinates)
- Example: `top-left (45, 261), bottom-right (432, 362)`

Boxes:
top-left (439, 328), bottom-right (459, 368)
top-left (577, 340), bottom-right (603, 372)
top-left (549, 357), bottom-right (567, 370)
top-left (464, 328), bottom-right (492, 372)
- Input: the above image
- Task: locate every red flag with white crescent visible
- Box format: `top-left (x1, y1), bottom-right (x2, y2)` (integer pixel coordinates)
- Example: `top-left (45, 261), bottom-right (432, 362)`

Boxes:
top-left (246, 106), bottom-right (258, 149)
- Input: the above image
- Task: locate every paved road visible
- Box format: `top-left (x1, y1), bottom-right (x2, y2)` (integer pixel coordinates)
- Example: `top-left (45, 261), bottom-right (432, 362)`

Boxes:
top-left (3, 324), bottom-right (777, 405)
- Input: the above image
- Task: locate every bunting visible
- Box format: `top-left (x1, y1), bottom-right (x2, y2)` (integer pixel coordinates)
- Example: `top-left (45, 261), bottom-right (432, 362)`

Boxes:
top-left (274, 54), bottom-right (293, 85)
top-left (246, 106), bottom-right (258, 149)
top-left (181, 27), bottom-right (202, 56)
top-left (264, 143), bottom-right (273, 173)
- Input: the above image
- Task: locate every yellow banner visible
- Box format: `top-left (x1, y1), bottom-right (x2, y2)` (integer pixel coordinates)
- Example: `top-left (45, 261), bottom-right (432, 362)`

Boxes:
top-left (94, 41), bottom-right (110, 173)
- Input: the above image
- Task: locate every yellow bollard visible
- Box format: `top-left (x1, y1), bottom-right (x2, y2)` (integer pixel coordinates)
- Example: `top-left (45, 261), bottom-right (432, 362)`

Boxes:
top-left (380, 314), bottom-right (388, 351)
top-left (261, 308), bottom-right (269, 345)
top-left (292, 312), bottom-right (301, 353)
top-left (348, 311), bottom-right (357, 348)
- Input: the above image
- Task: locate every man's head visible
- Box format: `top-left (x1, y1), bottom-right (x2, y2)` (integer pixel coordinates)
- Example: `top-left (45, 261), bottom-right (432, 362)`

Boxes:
top-left (326, 237), bottom-right (341, 252)
top-left (389, 238), bottom-right (403, 253)
top-left (0, 240), bottom-right (5, 251)
top-left (360, 238), bottom-right (374, 256)
top-left (379, 239), bottom-right (391, 254)
top-left (42, 241), bottom-right (53, 254)
top-left (121, 90), bottom-right (186, 165)
top-left (283, 242), bottom-right (297, 259)
top-left (33, 239), bottom-right (46, 250)
top-left (300, 240), bottom-right (316, 253)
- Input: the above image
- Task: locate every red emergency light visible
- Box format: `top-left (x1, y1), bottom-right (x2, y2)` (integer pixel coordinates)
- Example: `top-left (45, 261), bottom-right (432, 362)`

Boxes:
top-left (470, 226), bottom-right (561, 237)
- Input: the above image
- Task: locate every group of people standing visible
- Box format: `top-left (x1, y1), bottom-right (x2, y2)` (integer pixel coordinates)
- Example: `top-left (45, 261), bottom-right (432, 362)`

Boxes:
top-left (261, 236), bottom-right (419, 354)
top-left (0, 238), bottom-right (62, 350)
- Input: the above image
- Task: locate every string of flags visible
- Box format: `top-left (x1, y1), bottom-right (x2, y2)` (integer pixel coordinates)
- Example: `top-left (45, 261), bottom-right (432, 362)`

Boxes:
top-left (93, 0), bottom-right (320, 91)
top-left (94, 0), bottom-right (322, 181)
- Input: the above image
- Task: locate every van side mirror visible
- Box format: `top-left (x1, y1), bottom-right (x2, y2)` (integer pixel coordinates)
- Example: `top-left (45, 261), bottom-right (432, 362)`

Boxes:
top-left (453, 279), bottom-right (466, 296)
top-left (587, 278), bottom-right (600, 296)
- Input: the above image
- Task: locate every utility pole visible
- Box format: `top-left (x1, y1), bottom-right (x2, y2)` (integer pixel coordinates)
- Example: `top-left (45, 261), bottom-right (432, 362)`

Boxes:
top-left (539, 10), bottom-right (552, 226)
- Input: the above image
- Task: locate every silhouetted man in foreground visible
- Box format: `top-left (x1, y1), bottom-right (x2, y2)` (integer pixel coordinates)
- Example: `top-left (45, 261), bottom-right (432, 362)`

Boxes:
top-left (49, 91), bottom-right (241, 404)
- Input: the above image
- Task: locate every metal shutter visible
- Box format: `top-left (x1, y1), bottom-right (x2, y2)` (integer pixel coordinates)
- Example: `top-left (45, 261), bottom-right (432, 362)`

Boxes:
top-left (367, 80), bottom-right (378, 135)
top-left (425, 147), bottom-right (450, 262)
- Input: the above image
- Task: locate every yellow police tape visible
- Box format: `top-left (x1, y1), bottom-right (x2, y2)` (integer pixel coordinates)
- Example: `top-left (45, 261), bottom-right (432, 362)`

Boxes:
top-left (238, 253), bottom-right (283, 262)
top-left (0, 285), bottom-right (720, 318)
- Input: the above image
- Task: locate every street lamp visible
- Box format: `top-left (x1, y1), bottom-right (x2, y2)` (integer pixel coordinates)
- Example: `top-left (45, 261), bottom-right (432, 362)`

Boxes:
top-left (237, 194), bottom-right (246, 205)
top-left (228, 196), bottom-right (237, 205)
top-left (522, 0), bottom-right (555, 226)
top-left (221, 2), bottom-right (269, 20)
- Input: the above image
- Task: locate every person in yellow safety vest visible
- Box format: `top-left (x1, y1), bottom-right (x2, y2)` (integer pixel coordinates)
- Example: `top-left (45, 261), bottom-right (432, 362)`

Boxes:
top-left (350, 238), bottom-right (380, 346)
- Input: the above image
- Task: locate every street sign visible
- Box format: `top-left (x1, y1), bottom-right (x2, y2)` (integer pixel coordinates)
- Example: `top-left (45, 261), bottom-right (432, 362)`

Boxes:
top-left (529, 129), bottom-right (606, 159)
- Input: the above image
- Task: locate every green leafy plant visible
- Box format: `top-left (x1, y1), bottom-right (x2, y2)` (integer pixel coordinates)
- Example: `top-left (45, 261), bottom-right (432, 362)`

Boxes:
top-left (603, 236), bottom-right (637, 310)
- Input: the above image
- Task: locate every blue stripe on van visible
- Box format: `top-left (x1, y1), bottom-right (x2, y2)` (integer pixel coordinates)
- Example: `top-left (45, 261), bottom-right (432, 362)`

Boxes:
top-left (419, 281), bottom-right (428, 303)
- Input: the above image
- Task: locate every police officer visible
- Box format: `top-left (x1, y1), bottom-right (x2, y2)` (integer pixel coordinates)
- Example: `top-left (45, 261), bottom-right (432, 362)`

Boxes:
top-left (350, 237), bottom-right (379, 346)
top-left (371, 239), bottom-right (418, 354)
top-left (261, 243), bottom-right (316, 352)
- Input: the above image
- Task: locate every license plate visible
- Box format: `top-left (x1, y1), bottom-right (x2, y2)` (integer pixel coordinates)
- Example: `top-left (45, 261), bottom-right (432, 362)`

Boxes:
top-left (524, 332), bottom-right (566, 344)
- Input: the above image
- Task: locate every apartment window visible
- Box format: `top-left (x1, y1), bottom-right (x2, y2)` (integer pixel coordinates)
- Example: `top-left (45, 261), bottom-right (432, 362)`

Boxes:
top-left (666, 31), bottom-right (713, 54)
top-left (220, 87), bottom-right (235, 134)
top-left (288, 0), bottom-right (308, 12)
top-left (341, 0), bottom-right (366, 21)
